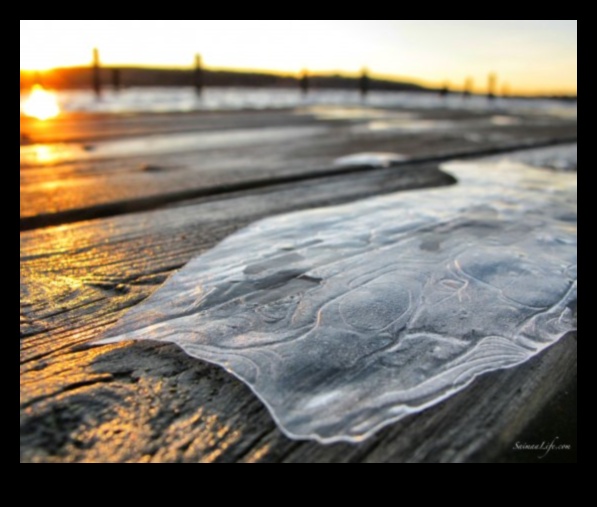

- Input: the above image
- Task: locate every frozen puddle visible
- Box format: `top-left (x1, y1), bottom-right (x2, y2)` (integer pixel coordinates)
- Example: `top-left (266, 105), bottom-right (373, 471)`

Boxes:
top-left (333, 152), bottom-right (407, 168)
top-left (20, 125), bottom-right (327, 166)
top-left (98, 152), bottom-right (577, 443)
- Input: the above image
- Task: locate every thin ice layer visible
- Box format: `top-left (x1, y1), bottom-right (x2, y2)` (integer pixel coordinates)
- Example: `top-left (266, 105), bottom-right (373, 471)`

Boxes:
top-left (98, 157), bottom-right (577, 443)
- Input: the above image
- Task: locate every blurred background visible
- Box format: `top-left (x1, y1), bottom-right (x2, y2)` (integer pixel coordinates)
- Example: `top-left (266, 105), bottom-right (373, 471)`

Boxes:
top-left (20, 20), bottom-right (577, 118)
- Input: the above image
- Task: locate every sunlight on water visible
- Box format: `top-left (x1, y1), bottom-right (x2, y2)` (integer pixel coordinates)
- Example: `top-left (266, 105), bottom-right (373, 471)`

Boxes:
top-left (19, 86), bottom-right (578, 117)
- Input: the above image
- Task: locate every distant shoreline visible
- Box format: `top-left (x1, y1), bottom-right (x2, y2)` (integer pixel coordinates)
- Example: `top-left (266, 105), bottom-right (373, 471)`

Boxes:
top-left (20, 67), bottom-right (577, 101)
top-left (20, 66), bottom-right (427, 92)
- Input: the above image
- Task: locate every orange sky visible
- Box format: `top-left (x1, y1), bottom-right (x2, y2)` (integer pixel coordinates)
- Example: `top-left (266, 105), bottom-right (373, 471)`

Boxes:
top-left (20, 20), bottom-right (577, 95)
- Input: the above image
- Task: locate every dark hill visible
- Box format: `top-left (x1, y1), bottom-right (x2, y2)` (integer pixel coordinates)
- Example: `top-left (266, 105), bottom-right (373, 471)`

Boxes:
top-left (20, 66), bottom-right (429, 92)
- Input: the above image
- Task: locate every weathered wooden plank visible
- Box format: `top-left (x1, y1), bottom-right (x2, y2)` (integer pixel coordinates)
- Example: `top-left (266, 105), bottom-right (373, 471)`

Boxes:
top-left (20, 109), bottom-right (327, 145)
top-left (21, 161), bottom-right (454, 363)
top-left (20, 329), bottom-right (576, 463)
top-left (19, 107), bottom-right (576, 146)
top-left (20, 108), bottom-right (577, 229)
top-left (21, 147), bottom-right (577, 462)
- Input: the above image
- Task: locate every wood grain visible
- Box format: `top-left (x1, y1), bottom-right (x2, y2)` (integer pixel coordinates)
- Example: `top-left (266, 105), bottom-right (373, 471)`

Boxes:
top-left (21, 152), bottom-right (576, 462)
top-left (20, 107), bottom-right (577, 462)
top-left (21, 108), bottom-right (577, 229)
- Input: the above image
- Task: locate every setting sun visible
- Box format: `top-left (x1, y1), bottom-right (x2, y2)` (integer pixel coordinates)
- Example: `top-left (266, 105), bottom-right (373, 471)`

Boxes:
top-left (22, 84), bottom-right (60, 120)
top-left (20, 20), bottom-right (577, 96)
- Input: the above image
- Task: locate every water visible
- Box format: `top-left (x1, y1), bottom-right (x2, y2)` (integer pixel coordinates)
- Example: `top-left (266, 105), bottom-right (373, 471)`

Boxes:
top-left (20, 86), bottom-right (577, 117)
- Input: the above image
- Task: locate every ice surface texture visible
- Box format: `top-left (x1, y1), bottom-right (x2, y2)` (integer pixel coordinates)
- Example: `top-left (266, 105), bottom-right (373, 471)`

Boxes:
top-left (99, 158), bottom-right (577, 443)
top-left (333, 152), bottom-right (407, 168)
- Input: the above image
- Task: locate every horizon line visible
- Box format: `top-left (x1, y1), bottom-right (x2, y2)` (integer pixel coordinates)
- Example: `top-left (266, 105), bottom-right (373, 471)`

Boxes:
top-left (19, 65), bottom-right (578, 98)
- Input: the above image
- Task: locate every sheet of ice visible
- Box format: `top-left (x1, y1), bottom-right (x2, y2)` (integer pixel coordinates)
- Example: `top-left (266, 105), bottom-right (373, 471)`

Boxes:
top-left (98, 154), bottom-right (577, 443)
top-left (480, 143), bottom-right (577, 172)
top-left (333, 152), bottom-right (407, 168)
top-left (19, 125), bottom-right (327, 167)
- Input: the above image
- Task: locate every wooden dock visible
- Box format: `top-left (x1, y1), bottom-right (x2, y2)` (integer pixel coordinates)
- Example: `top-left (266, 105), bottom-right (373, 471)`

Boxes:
top-left (20, 104), bottom-right (577, 462)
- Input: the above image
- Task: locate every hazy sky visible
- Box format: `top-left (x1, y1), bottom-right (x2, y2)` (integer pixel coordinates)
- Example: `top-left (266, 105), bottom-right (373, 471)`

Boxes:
top-left (20, 20), bottom-right (577, 94)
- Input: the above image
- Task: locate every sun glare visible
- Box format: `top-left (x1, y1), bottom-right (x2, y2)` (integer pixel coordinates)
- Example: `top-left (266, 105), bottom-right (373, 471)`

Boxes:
top-left (22, 84), bottom-right (60, 120)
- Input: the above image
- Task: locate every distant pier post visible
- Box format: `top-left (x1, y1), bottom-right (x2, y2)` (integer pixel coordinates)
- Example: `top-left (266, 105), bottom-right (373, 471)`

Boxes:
top-left (111, 68), bottom-right (121, 91)
top-left (359, 67), bottom-right (369, 100)
top-left (194, 53), bottom-right (204, 96)
top-left (92, 48), bottom-right (101, 99)
top-left (487, 72), bottom-right (497, 100)
top-left (439, 81), bottom-right (450, 97)
top-left (463, 77), bottom-right (473, 99)
top-left (299, 69), bottom-right (309, 96)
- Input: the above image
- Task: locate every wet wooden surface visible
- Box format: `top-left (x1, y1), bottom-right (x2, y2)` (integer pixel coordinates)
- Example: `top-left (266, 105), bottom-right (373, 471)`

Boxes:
top-left (20, 107), bottom-right (576, 229)
top-left (20, 105), bottom-right (577, 462)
